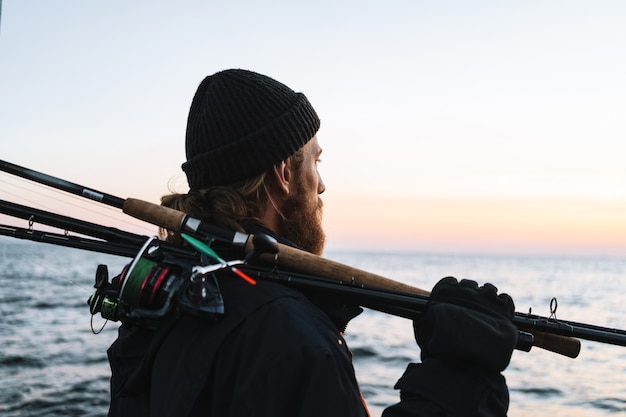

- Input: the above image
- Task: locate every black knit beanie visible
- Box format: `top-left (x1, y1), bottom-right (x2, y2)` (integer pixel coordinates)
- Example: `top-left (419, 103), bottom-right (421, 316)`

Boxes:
top-left (182, 69), bottom-right (321, 189)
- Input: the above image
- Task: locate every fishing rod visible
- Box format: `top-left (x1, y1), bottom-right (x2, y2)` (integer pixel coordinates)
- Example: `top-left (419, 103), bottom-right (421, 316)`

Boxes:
top-left (239, 264), bottom-right (626, 349)
top-left (6, 159), bottom-right (624, 358)
top-left (0, 195), bottom-right (143, 257)
top-left (0, 199), bottom-right (146, 246)
top-left (0, 199), bottom-right (191, 258)
top-left (0, 160), bottom-right (417, 293)
top-left (4, 200), bottom-right (626, 354)
top-left (0, 201), bottom-right (545, 354)
top-left (0, 160), bottom-right (126, 208)
top-left (0, 159), bottom-right (248, 248)
top-left (0, 223), bottom-right (139, 257)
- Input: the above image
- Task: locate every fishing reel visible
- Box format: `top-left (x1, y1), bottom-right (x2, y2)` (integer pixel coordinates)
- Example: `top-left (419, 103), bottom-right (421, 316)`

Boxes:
top-left (87, 233), bottom-right (279, 326)
top-left (87, 237), bottom-right (227, 324)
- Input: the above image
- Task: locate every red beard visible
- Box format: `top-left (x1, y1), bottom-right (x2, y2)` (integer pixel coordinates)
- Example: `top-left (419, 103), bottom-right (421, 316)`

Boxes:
top-left (278, 194), bottom-right (325, 255)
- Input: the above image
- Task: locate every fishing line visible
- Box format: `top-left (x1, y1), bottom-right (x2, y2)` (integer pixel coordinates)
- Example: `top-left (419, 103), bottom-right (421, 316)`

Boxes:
top-left (0, 174), bottom-right (156, 236)
top-left (0, 236), bottom-right (95, 296)
top-left (90, 313), bottom-right (109, 334)
top-left (73, 278), bottom-right (112, 334)
top-left (1, 175), bottom-right (118, 218)
top-left (0, 235), bottom-right (119, 334)
top-left (2, 176), bottom-right (131, 223)
top-left (68, 279), bottom-right (93, 295)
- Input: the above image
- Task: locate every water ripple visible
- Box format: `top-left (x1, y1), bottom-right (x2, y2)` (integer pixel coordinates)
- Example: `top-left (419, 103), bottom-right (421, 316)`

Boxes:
top-left (513, 386), bottom-right (563, 397)
top-left (2, 241), bottom-right (626, 417)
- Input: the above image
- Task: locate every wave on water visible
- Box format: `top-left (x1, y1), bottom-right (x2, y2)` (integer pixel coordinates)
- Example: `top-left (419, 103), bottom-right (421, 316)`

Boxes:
top-left (2, 239), bottom-right (626, 416)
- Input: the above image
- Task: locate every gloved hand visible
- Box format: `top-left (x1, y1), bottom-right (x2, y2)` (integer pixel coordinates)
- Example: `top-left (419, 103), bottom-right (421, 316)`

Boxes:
top-left (414, 276), bottom-right (518, 373)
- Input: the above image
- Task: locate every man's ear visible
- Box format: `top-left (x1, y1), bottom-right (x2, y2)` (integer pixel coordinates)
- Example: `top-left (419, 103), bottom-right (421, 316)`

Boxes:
top-left (270, 160), bottom-right (291, 196)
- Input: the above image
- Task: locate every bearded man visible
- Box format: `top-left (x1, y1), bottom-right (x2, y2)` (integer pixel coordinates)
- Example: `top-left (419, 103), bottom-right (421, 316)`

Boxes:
top-left (106, 69), bottom-right (518, 417)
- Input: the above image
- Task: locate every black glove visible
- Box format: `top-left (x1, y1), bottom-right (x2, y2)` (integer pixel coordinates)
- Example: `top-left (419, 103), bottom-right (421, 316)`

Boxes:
top-left (414, 276), bottom-right (518, 373)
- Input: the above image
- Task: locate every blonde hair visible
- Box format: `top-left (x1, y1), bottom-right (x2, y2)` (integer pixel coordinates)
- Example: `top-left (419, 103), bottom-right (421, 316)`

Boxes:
top-left (160, 148), bottom-right (304, 244)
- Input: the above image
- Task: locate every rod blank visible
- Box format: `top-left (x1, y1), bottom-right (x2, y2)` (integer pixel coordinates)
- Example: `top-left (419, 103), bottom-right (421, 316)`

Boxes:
top-left (0, 160), bottom-right (125, 208)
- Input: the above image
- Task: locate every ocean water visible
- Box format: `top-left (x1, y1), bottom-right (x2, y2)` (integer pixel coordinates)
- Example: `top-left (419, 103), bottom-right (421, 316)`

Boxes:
top-left (1, 237), bottom-right (625, 417)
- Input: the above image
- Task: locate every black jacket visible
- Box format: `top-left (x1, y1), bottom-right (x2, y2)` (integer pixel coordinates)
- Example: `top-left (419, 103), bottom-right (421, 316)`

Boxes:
top-left (107, 226), bottom-right (509, 417)
top-left (108, 276), bottom-right (368, 416)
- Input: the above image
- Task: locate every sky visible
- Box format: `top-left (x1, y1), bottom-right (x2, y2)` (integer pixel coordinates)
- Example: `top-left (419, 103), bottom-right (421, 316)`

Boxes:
top-left (1, 1), bottom-right (625, 257)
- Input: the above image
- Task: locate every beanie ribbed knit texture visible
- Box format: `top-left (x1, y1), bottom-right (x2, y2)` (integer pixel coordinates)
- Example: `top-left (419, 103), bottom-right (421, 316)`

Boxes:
top-left (182, 69), bottom-right (320, 189)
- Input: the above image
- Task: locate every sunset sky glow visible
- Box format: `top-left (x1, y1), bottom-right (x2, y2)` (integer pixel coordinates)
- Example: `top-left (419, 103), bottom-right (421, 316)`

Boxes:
top-left (1, 1), bottom-right (625, 257)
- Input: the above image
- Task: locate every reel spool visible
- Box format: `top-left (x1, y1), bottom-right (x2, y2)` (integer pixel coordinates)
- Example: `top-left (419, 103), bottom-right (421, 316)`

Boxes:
top-left (116, 237), bottom-right (181, 316)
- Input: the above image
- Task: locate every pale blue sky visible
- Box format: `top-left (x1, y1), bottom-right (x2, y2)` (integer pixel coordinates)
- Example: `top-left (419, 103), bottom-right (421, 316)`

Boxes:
top-left (1, 1), bottom-right (626, 255)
